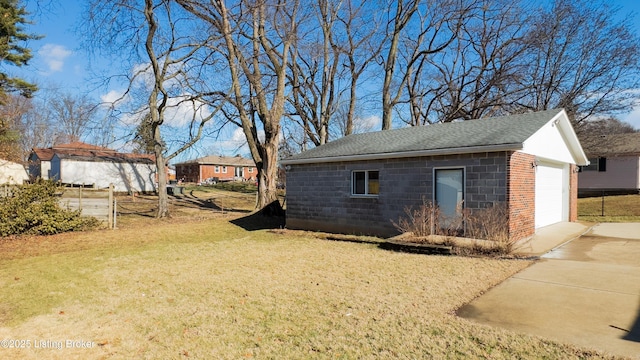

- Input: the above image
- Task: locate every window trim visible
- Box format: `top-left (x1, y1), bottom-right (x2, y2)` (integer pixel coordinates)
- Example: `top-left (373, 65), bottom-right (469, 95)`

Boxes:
top-left (214, 166), bottom-right (220, 173)
top-left (581, 157), bottom-right (606, 172)
top-left (433, 166), bottom-right (466, 214)
top-left (351, 170), bottom-right (380, 197)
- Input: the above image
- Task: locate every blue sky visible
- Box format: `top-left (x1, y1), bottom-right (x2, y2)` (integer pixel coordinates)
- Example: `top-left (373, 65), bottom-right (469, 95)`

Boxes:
top-left (14, 0), bottom-right (640, 133)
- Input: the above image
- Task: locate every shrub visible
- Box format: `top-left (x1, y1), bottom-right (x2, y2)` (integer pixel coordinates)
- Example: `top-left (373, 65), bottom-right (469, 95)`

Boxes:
top-left (392, 200), bottom-right (517, 255)
top-left (0, 180), bottom-right (100, 236)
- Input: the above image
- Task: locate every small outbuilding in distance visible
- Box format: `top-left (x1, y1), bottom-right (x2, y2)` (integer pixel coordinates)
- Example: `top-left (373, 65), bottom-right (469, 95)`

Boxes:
top-left (282, 109), bottom-right (589, 241)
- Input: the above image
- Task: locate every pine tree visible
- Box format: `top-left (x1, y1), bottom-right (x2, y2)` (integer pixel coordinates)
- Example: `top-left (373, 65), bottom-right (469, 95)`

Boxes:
top-left (0, 0), bottom-right (39, 98)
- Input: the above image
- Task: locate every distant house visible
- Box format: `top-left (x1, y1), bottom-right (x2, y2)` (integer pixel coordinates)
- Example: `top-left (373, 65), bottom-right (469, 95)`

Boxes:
top-left (175, 155), bottom-right (257, 183)
top-left (282, 109), bottom-right (589, 241)
top-left (0, 159), bottom-right (28, 184)
top-left (29, 142), bottom-right (157, 193)
top-left (578, 132), bottom-right (640, 195)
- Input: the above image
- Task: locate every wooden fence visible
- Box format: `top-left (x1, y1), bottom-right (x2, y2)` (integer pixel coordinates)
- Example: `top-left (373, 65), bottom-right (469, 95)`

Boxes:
top-left (58, 185), bottom-right (116, 229)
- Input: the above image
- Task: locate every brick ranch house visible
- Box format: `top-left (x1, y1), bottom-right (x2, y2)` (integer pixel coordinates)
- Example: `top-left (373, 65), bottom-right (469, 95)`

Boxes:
top-left (282, 109), bottom-right (589, 241)
top-left (175, 155), bottom-right (257, 184)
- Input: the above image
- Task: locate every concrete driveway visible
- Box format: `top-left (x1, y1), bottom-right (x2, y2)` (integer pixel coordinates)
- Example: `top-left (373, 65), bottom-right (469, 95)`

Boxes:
top-left (457, 223), bottom-right (640, 359)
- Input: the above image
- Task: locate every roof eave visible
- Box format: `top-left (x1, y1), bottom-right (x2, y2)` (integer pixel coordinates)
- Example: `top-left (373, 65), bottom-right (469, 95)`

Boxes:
top-left (281, 143), bottom-right (523, 165)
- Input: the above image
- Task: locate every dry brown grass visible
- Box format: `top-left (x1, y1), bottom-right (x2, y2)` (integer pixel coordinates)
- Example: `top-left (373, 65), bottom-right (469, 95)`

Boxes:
top-left (0, 197), bottom-right (624, 359)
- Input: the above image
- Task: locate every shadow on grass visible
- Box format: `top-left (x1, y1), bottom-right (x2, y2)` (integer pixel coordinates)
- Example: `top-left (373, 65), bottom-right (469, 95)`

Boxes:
top-left (230, 200), bottom-right (285, 231)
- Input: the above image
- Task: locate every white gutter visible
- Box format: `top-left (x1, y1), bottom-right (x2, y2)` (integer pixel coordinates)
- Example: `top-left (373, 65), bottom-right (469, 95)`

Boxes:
top-left (281, 143), bottom-right (523, 165)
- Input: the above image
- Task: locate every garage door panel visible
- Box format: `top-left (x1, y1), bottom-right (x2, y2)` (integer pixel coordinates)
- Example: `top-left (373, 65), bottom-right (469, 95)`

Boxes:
top-left (535, 163), bottom-right (565, 228)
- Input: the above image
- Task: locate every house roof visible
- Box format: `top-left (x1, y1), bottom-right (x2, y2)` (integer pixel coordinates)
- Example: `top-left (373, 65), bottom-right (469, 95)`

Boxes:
top-left (282, 109), bottom-right (582, 164)
top-left (52, 142), bottom-right (115, 152)
top-left (176, 155), bottom-right (255, 167)
top-left (31, 142), bottom-right (155, 164)
top-left (53, 151), bottom-right (155, 164)
top-left (31, 142), bottom-right (116, 161)
top-left (582, 132), bottom-right (640, 157)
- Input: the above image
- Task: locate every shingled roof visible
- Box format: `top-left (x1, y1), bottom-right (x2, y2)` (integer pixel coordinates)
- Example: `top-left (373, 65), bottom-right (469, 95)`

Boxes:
top-left (30, 142), bottom-right (154, 164)
top-left (282, 109), bottom-right (565, 164)
top-left (176, 155), bottom-right (255, 167)
top-left (581, 132), bottom-right (640, 157)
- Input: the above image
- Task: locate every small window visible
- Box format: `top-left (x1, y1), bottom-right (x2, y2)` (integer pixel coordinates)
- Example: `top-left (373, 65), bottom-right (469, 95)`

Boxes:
top-left (214, 166), bottom-right (220, 173)
top-left (248, 167), bottom-right (254, 173)
top-left (352, 170), bottom-right (379, 196)
top-left (222, 166), bottom-right (227, 173)
top-left (581, 157), bottom-right (606, 172)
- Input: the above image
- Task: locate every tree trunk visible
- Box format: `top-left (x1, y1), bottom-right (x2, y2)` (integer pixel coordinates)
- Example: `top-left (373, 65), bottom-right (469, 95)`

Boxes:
top-left (154, 125), bottom-right (169, 218)
top-left (256, 140), bottom-right (279, 209)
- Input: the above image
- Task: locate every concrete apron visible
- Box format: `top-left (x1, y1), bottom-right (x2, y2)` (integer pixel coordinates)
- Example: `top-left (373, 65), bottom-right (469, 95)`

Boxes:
top-left (458, 223), bottom-right (640, 359)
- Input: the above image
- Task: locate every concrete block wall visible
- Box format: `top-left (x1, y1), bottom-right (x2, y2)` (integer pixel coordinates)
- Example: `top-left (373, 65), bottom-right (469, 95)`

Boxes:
top-left (286, 152), bottom-right (510, 237)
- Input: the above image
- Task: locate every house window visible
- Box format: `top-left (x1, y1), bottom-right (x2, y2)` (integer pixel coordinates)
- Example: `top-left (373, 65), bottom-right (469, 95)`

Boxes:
top-left (248, 167), bottom-right (254, 173)
top-left (215, 166), bottom-right (220, 173)
top-left (222, 166), bottom-right (227, 173)
top-left (581, 157), bottom-right (606, 172)
top-left (352, 170), bottom-right (379, 196)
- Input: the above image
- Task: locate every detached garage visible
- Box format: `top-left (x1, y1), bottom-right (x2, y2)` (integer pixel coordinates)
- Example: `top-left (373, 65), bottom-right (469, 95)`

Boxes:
top-left (282, 109), bottom-right (589, 241)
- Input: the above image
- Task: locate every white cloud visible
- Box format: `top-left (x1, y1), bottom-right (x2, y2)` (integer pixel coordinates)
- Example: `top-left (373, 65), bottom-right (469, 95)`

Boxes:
top-left (101, 89), bottom-right (128, 106)
top-left (622, 104), bottom-right (640, 130)
top-left (38, 44), bottom-right (72, 73)
top-left (354, 115), bottom-right (381, 133)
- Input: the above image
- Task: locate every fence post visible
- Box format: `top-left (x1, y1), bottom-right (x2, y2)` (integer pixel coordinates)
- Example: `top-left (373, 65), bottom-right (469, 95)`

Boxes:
top-left (108, 184), bottom-right (114, 229)
top-left (79, 186), bottom-right (83, 212)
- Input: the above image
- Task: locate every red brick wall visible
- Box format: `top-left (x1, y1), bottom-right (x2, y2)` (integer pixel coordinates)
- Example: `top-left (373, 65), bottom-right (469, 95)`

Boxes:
top-left (569, 164), bottom-right (578, 221)
top-left (507, 152), bottom-right (536, 240)
top-left (176, 164), bottom-right (257, 183)
top-left (176, 164), bottom-right (200, 183)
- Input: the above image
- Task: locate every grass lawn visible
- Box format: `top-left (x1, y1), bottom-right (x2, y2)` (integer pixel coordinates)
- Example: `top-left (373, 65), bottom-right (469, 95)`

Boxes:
top-left (0, 194), bottom-right (623, 359)
top-left (578, 194), bottom-right (640, 222)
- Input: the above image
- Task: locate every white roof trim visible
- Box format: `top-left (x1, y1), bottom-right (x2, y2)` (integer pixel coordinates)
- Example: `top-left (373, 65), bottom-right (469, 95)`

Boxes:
top-left (281, 143), bottom-right (523, 165)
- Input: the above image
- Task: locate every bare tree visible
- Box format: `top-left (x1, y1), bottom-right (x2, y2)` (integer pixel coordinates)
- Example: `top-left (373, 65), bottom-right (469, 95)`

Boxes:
top-left (518, 0), bottom-right (640, 125)
top-left (380, 0), bottom-right (418, 130)
top-left (85, 0), bottom-right (221, 217)
top-left (423, 0), bottom-right (528, 124)
top-left (48, 92), bottom-right (98, 143)
top-left (286, 0), bottom-right (339, 147)
top-left (0, 94), bottom-right (30, 162)
top-left (177, 0), bottom-right (298, 209)
top-left (380, 0), bottom-right (468, 129)
top-left (337, 0), bottom-right (382, 136)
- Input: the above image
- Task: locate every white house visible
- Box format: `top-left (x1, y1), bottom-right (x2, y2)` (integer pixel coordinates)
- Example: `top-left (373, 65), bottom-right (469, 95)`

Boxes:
top-left (0, 159), bottom-right (28, 184)
top-left (30, 142), bottom-right (157, 193)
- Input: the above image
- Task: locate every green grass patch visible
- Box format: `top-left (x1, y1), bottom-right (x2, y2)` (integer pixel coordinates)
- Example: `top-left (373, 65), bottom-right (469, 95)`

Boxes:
top-left (578, 194), bottom-right (640, 222)
top-left (0, 217), bottom-right (622, 359)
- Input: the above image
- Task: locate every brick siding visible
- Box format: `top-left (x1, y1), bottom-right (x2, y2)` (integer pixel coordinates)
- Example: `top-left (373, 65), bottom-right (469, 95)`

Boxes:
top-left (569, 164), bottom-right (578, 221)
top-left (506, 152), bottom-right (536, 240)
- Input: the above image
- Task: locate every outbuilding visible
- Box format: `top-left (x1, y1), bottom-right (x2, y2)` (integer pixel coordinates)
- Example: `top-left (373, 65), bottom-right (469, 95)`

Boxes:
top-left (0, 159), bottom-right (28, 184)
top-left (282, 109), bottom-right (589, 241)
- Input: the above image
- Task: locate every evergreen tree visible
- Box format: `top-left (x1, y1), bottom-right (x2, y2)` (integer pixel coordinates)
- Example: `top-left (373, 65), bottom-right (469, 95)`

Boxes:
top-left (0, 0), bottom-right (39, 98)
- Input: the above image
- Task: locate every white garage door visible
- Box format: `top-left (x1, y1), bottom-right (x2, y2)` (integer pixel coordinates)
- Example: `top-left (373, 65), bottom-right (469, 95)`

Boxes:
top-left (535, 162), bottom-right (565, 229)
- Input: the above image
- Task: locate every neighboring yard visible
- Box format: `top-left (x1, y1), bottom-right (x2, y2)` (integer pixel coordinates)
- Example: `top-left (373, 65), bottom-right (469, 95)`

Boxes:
top-left (0, 190), bottom-right (626, 359)
top-left (578, 194), bottom-right (640, 222)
